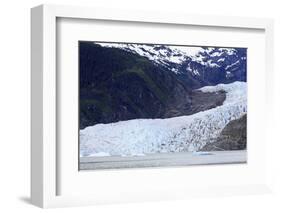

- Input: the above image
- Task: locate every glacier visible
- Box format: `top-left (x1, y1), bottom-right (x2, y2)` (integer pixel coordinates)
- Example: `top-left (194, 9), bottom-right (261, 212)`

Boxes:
top-left (80, 81), bottom-right (247, 157)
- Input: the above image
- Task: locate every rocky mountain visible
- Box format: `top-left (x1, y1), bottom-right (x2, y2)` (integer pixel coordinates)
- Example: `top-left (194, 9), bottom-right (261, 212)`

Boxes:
top-left (97, 42), bottom-right (247, 88)
top-left (200, 114), bottom-right (247, 151)
top-left (79, 42), bottom-right (229, 129)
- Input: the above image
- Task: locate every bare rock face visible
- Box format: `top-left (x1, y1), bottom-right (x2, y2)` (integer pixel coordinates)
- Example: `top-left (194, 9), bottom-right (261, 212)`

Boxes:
top-left (200, 114), bottom-right (247, 151)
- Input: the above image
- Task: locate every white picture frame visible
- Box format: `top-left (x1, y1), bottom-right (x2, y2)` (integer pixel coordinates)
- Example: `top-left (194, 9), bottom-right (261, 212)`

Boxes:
top-left (31, 4), bottom-right (274, 208)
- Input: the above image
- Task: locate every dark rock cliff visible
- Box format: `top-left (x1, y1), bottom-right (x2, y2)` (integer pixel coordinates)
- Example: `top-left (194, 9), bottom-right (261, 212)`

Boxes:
top-left (200, 114), bottom-right (247, 151)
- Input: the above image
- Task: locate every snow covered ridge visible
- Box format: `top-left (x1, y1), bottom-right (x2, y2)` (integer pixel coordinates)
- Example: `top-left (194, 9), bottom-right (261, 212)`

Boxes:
top-left (95, 42), bottom-right (238, 74)
top-left (80, 81), bottom-right (247, 157)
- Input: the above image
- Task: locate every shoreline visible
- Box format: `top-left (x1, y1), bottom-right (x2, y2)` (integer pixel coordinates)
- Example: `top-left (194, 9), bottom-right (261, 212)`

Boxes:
top-left (79, 150), bottom-right (247, 170)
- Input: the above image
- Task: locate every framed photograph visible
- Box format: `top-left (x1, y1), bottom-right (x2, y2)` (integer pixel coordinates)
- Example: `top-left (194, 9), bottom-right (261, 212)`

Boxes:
top-left (31, 4), bottom-right (274, 208)
top-left (78, 41), bottom-right (248, 170)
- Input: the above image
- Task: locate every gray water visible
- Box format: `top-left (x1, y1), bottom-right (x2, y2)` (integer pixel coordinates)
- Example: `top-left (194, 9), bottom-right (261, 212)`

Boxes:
top-left (79, 150), bottom-right (247, 170)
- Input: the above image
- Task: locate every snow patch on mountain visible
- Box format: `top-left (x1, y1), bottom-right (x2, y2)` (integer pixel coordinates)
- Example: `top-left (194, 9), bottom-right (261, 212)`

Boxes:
top-left (96, 43), bottom-right (204, 73)
top-left (96, 42), bottom-right (241, 75)
top-left (80, 81), bottom-right (247, 157)
top-left (225, 60), bottom-right (240, 70)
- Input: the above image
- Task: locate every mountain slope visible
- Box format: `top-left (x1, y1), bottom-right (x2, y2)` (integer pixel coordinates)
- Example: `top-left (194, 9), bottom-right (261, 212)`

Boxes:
top-left (200, 114), bottom-right (247, 151)
top-left (79, 42), bottom-right (227, 129)
top-left (96, 42), bottom-right (247, 87)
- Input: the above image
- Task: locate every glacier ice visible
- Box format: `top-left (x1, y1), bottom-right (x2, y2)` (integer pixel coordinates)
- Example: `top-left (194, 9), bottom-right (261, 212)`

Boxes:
top-left (80, 81), bottom-right (247, 157)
